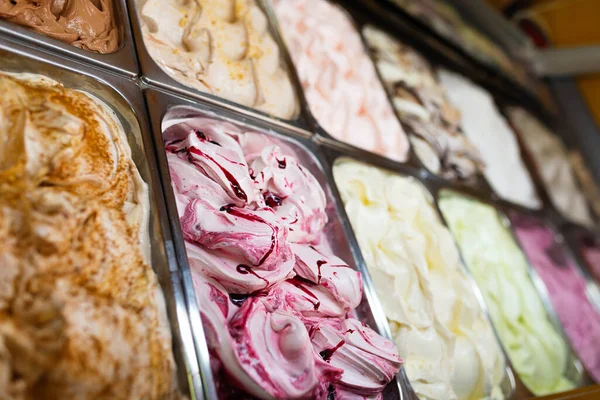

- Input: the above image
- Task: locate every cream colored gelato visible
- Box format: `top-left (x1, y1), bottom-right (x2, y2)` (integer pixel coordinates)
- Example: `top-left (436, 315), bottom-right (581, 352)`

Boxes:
top-left (439, 193), bottom-right (575, 396)
top-left (438, 70), bottom-right (540, 209)
top-left (333, 159), bottom-right (506, 400)
top-left (507, 107), bottom-right (593, 226)
top-left (138, 0), bottom-right (298, 119)
top-left (0, 72), bottom-right (180, 399)
top-left (274, 0), bottom-right (409, 162)
top-left (363, 25), bottom-right (484, 182)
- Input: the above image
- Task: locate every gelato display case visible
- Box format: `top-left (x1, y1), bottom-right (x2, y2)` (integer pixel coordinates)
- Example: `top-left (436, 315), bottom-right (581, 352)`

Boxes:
top-left (0, 0), bottom-right (599, 398)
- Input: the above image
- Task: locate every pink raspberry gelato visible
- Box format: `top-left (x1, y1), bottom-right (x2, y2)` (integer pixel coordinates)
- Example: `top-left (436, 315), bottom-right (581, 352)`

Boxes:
top-left (164, 113), bottom-right (402, 398)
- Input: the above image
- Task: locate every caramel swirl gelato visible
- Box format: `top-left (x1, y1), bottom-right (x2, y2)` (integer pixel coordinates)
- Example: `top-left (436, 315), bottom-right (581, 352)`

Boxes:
top-left (0, 72), bottom-right (180, 399)
top-left (138, 0), bottom-right (299, 119)
top-left (0, 0), bottom-right (119, 54)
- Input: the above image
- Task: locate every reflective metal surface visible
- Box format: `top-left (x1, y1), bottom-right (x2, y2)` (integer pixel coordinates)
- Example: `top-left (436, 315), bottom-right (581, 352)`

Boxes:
top-left (0, 0), bottom-right (138, 77)
top-left (562, 226), bottom-right (600, 313)
top-left (0, 36), bottom-right (201, 399)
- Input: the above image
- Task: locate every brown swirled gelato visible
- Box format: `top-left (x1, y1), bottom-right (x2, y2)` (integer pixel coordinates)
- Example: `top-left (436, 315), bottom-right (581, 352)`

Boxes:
top-left (0, 72), bottom-right (180, 399)
top-left (0, 0), bottom-right (119, 54)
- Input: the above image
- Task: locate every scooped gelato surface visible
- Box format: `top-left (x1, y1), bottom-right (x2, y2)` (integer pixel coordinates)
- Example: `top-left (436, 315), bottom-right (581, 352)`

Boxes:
top-left (0, 0), bottom-right (119, 53)
top-left (163, 112), bottom-right (401, 399)
top-left (333, 159), bottom-right (505, 400)
top-left (274, 0), bottom-right (409, 162)
top-left (507, 107), bottom-right (592, 226)
top-left (438, 70), bottom-right (541, 209)
top-left (439, 193), bottom-right (575, 396)
top-left (0, 72), bottom-right (180, 398)
top-left (138, 0), bottom-right (298, 119)
top-left (511, 213), bottom-right (600, 382)
top-left (363, 25), bottom-right (484, 182)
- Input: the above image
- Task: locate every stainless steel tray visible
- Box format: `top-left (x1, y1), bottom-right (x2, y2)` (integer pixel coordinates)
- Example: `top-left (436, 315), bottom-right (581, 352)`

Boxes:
top-left (0, 36), bottom-right (201, 399)
top-left (430, 187), bottom-right (591, 393)
top-left (263, 0), bottom-right (426, 171)
top-left (498, 103), bottom-right (599, 228)
top-left (318, 143), bottom-right (518, 400)
top-left (0, 0), bottom-right (138, 77)
top-left (127, 0), bottom-right (311, 133)
top-left (355, 23), bottom-right (495, 194)
top-left (143, 86), bottom-right (409, 400)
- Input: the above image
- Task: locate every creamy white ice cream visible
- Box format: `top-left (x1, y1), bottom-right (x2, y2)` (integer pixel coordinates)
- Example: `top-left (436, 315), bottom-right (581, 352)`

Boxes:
top-left (438, 70), bottom-right (541, 209)
top-left (333, 159), bottom-right (506, 400)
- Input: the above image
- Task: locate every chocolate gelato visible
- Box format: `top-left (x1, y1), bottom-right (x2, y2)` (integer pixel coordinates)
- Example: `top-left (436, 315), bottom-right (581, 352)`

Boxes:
top-left (0, 0), bottom-right (119, 54)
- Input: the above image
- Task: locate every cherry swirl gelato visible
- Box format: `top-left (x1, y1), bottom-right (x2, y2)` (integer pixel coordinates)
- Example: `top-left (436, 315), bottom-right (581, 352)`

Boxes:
top-left (164, 114), bottom-right (402, 399)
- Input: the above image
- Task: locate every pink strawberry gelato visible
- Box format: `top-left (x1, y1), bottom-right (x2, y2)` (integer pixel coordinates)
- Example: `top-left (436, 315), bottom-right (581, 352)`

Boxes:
top-left (511, 213), bottom-right (600, 382)
top-left (163, 112), bottom-right (402, 398)
top-left (273, 0), bottom-right (409, 162)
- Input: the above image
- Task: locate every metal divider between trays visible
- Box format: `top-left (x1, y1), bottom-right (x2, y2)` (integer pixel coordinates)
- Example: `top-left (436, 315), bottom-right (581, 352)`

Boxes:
top-left (142, 86), bottom-right (407, 400)
top-left (0, 36), bottom-right (203, 399)
top-left (562, 225), bottom-right (600, 314)
top-left (126, 0), bottom-right (313, 133)
top-left (0, 0), bottom-right (139, 77)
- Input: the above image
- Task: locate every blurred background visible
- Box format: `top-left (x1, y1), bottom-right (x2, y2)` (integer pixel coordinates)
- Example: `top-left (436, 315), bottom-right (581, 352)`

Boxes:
top-left (486, 0), bottom-right (600, 127)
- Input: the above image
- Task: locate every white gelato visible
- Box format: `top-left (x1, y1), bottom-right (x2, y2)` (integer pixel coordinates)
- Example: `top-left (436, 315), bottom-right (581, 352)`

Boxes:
top-left (333, 159), bottom-right (506, 400)
top-left (438, 70), bottom-right (541, 209)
